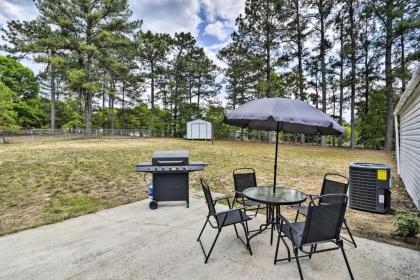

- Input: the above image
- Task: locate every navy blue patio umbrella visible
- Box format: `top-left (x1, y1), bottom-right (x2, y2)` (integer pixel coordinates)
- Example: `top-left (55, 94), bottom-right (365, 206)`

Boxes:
top-left (224, 97), bottom-right (344, 193)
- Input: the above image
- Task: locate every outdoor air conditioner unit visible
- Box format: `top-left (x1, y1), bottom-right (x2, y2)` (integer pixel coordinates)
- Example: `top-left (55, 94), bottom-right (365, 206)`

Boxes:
top-left (349, 163), bottom-right (391, 214)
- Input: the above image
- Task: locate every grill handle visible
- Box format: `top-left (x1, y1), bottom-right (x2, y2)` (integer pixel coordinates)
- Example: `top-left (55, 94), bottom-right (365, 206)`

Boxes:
top-left (156, 160), bottom-right (184, 165)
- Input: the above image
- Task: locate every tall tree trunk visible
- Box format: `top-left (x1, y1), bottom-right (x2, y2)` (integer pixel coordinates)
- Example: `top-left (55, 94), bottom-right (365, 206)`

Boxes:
top-left (232, 79), bottom-right (238, 109)
top-left (85, 91), bottom-right (92, 130)
top-left (151, 61), bottom-right (155, 109)
top-left (338, 17), bottom-right (344, 147)
top-left (108, 81), bottom-right (115, 130)
top-left (85, 22), bottom-right (93, 131)
top-left (315, 63), bottom-right (319, 109)
top-left (50, 70), bottom-right (56, 130)
top-left (332, 93), bottom-right (336, 147)
top-left (384, 0), bottom-right (394, 151)
top-left (320, 0), bottom-right (327, 147)
top-left (348, 0), bottom-right (356, 149)
top-left (102, 89), bottom-right (105, 109)
top-left (197, 76), bottom-right (202, 116)
top-left (400, 18), bottom-right (406, 93)
top-left (364, 17), bottom-right (369, 115)
top-left (121, 82), bottom-right (125, 129)
top-left (189, 79), bottom-right (192, 105)
top-left (296, 0), bottom-right (305, 144)
top-left (296, 0), bottom-right (304, 101)
top-left (265, 0), bottom-right (271, 98)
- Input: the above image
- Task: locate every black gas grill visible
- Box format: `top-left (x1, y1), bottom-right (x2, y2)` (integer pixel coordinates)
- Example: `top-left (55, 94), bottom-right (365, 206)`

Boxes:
top-left (136, 150), bottom-right (206, 209)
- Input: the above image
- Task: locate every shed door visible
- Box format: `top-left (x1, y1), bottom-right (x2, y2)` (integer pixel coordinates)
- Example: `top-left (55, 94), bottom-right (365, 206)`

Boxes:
top-left (191, 123), bottom-right (200, 139)
top-left (199, 123), bottom-right (207, 139)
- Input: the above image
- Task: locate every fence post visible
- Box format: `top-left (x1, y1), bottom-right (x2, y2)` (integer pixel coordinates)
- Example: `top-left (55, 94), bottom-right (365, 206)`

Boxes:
top-left (64, 130), bottom-right (67, 141)
top-left (96, 129), bottom-right (98, 139)
top-left (1, 131), bottom-right (5, 144)
top-left (31, 129), bottom-right (34, 142)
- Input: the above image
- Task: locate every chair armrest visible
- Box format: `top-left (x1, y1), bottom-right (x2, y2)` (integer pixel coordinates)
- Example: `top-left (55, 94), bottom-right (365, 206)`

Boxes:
top-left (214, 194), bottom-right (233, 201)
top-left (216, 207), bottom-right (246, 215)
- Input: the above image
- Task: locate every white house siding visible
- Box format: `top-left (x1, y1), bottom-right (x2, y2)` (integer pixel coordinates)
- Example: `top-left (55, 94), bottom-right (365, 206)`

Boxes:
top-left (398, 81), bottom-right (420, 209)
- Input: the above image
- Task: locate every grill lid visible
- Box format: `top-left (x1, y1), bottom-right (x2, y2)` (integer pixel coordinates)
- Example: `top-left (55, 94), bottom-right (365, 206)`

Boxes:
top-left (152, 150), bottom-right (189, 166)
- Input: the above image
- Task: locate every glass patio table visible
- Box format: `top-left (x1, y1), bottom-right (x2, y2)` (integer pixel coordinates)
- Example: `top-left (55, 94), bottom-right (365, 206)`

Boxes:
top-left (242, 186), bottom-right (307, 245)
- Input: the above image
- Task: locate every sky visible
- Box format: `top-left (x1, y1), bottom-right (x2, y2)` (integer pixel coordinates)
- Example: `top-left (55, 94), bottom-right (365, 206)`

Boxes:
top-left (0, 0), bottom-right (245, 72)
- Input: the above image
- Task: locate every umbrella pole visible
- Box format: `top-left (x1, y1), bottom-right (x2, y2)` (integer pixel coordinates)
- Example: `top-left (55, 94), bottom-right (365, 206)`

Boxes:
top-left (273, 122), bottom-right (280, 193)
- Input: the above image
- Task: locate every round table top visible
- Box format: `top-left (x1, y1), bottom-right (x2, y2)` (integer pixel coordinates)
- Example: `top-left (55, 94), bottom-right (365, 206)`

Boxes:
top-left (242, 186), bottom-right (307, 205)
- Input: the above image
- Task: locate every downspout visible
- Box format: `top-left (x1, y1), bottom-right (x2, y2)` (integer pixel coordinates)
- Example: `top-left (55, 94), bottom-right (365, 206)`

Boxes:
top-left (394, 114), bottom-right (400, 175)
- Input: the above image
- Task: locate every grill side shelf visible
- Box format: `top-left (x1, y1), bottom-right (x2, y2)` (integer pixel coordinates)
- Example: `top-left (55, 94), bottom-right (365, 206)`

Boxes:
top-left (135, 163), bottom-right (206, 172)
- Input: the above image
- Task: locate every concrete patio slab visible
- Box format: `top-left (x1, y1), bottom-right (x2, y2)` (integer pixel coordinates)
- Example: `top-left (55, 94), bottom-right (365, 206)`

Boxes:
top-left (0, 196), bottom-right (419, 280)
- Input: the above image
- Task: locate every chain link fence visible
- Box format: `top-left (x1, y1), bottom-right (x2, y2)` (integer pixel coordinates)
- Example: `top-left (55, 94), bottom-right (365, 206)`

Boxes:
top-left (0, 128), bottom-right (343, 147)
top-left (0, 129), bottom-right (169, 144)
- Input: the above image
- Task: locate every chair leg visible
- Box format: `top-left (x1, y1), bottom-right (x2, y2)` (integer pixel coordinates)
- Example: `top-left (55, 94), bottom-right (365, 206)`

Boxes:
top-left (204, 229), bottom-right (221, 264)
top-left (270, 207), bottom-right (275, 245)
top-left (274, 234), bottom-right (281, 264)
top-left (227, 198), bottom-right (232, 209)
top-left (293, 248), bottom-right (304, 280)
top-left (344, 219), bottom-right (357, 248)
top-left (233, 224), bottom-right (240, 238)
top-left (309, 245), bottom-right (314, 259)
top-left (339, 240), bottom-right (354, 280)
top-left (240, 222), bottom-right (253, 255)
top-left (282, 237), bottom-right (291, 262)
top-left (294, 210), bottom-right (300, 222)
top-left (255, 205), bottom-right (260, 217)
top-left (197, 218), bottom-right (209, 241)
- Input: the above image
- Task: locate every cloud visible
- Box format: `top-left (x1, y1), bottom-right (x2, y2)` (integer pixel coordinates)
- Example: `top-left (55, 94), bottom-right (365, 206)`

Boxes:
top-left (0, 0), bottom-right (38, 28)
top-left (130, 0), bottom-right (201, 36)
top-left (201, 0), bottom-right (245, 26)
top-left (204, 21), bottom-right (229, 41)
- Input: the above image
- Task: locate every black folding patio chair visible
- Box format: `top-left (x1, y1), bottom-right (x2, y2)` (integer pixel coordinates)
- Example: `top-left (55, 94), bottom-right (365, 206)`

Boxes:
top-left (274, 194), bottom-right (354, 280)
top-left (293, 173), bottom-right (357, 248)
top-left (232, 168), bottom-right (265, 217)
top-left (197, 179), bottom-right (253, 263)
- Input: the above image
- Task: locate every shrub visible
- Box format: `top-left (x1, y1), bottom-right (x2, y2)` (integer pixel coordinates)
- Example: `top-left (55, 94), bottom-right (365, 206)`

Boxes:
top-left (394, 213), bottom-right (420, 237)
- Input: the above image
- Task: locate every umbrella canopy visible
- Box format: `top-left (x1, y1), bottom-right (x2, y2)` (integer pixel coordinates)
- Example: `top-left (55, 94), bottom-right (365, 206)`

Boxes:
top-left (224, 98), bottom-right (344, 135)
top-left (224, 97), bottom-right (344, 193)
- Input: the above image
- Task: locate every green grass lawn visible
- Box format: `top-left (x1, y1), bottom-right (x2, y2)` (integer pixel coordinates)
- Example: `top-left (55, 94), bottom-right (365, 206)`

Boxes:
top-left (0, 138), bottom-right (417, 249)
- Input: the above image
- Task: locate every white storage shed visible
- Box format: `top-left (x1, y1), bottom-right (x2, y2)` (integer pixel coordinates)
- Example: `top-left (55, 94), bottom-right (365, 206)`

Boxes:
top-left (186, 119), bottom-right (213, 140)
top-left (394, 64), bottom-right (420, 210)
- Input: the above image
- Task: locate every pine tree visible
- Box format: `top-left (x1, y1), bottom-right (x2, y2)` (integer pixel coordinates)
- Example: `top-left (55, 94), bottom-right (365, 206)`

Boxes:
top-left (169, 32), bottom-right (196, 136)
top-left (189, 48), bottom-right (219, 114)
top-left (135, 31), bottom-right (170, 110)
top-left (3, 0), bottom-right (140, 130)
top-left (236, 0), bottom-right (284, 97)
top-left (280, 0), bottom-right (310, 143)
top-left (343, 0), bottom-right (357, 148)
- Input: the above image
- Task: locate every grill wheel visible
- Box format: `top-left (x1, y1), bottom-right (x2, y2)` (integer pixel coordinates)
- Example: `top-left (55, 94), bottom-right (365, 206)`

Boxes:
top-left (149, 200), bottom-right (158, 210)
